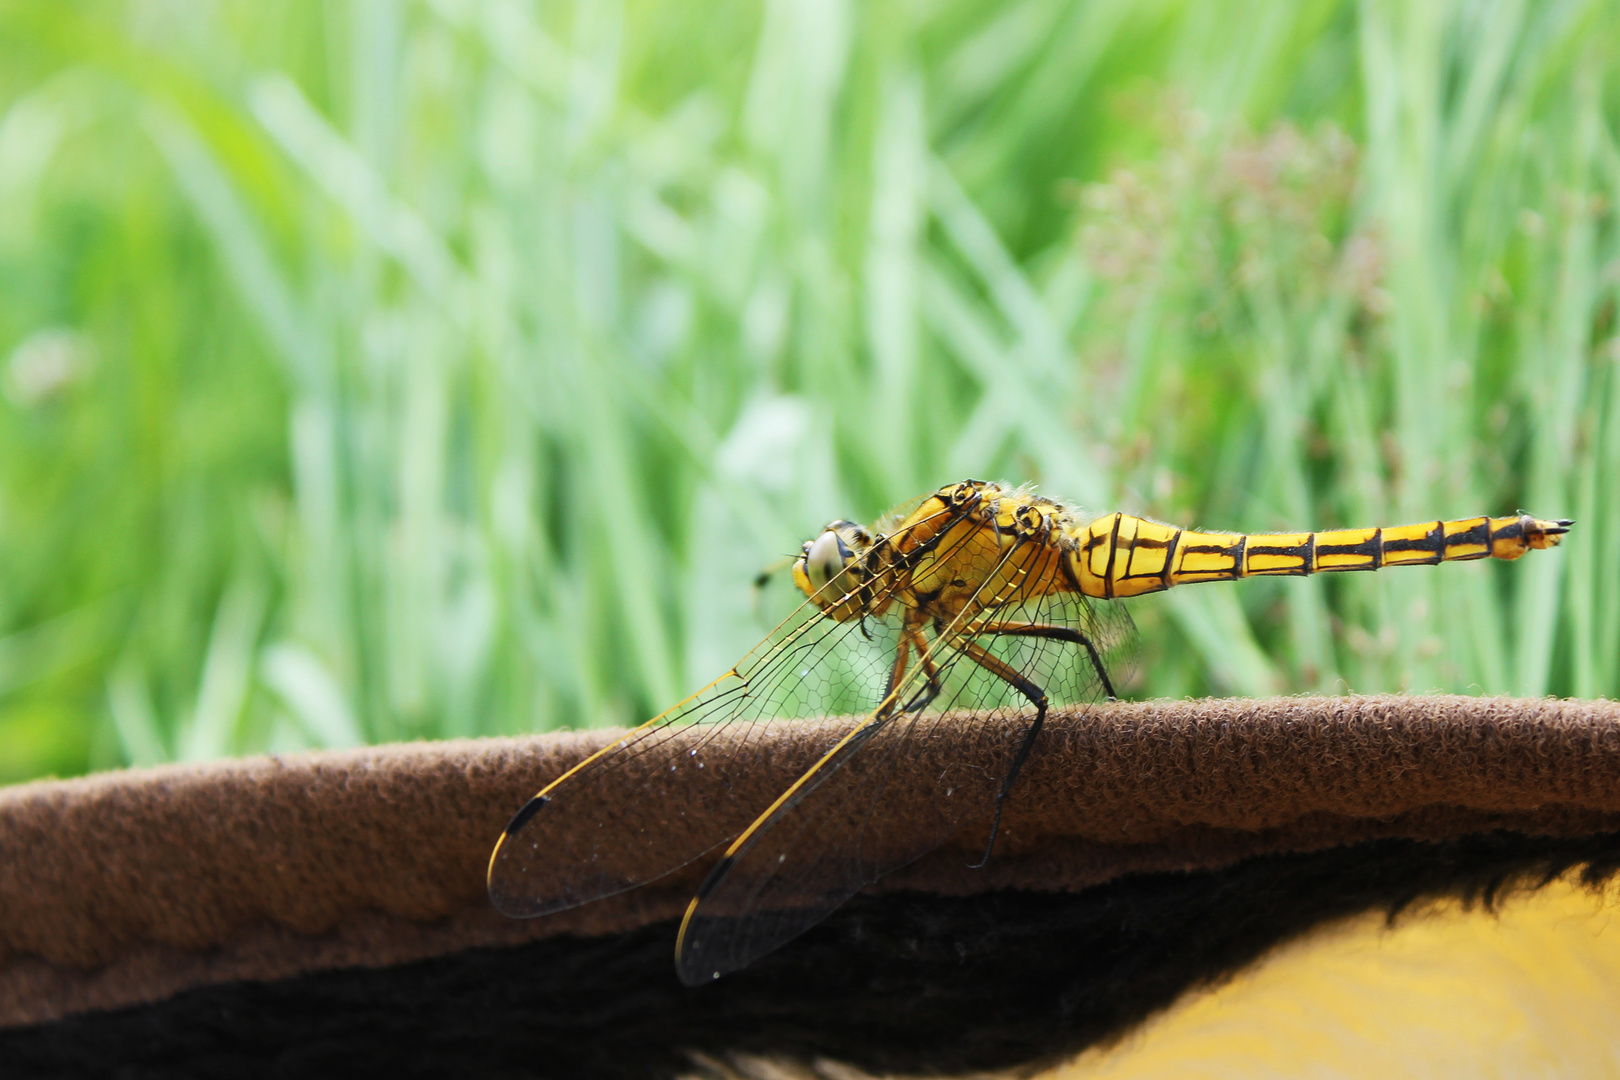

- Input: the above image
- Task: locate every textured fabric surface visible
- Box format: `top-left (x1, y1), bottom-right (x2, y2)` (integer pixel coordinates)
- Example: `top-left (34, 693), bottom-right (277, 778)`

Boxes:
top-left (2, 694), bottom-right (1619, 1030)
top-left (5, 833), bottom-right (1619, 1080)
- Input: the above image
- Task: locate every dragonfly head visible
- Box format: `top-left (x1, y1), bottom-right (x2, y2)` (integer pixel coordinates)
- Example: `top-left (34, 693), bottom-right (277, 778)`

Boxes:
top-left (793, 520), bottom-right (875, 608)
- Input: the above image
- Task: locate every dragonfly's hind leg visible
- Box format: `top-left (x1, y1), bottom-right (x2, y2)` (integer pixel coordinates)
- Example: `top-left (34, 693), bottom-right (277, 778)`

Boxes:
top-left (970, 620), bottom-right (1118, 699)
top-left (953, 619), bottom-right (1121, 868)
top-left (950, 638), bottom-right (1049, 869)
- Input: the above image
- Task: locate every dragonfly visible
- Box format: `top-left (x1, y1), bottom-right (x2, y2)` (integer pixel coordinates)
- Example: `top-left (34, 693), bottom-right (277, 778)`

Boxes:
top-left (488, 479), bottom-right (1571, 985)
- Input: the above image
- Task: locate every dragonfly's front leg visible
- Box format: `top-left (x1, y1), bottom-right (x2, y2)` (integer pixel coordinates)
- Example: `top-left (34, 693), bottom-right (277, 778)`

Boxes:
top-left (900, 627), bottom-right (944, 713)
top-left (875, 625), bottom-right (928, 722)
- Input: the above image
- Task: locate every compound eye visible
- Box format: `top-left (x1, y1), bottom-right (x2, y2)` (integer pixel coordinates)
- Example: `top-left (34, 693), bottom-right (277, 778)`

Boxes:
top-left (802, 529), bottom-right (851, 593)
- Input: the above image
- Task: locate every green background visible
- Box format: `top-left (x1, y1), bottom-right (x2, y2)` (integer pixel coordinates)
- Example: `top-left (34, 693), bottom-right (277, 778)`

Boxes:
top-left (0, 0), bottom-right (1616, 785)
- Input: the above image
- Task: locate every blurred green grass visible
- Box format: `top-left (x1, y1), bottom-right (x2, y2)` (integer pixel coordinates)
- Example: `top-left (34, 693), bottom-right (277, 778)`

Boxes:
top-left (0, 0), bottom-right (1616, 784)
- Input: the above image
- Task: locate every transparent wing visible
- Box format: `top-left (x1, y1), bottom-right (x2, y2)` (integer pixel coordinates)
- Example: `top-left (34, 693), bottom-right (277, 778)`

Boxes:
top-left (486, 504), bottom-right (962, 918)
top-left (676, 540), bottom-right (1139, 983)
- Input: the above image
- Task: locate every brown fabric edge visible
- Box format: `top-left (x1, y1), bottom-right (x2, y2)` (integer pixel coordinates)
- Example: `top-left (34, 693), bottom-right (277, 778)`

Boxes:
top-left (5, 694), bottom-right (1620, 1027)
top-left (6, 803), bottom-right (1619, 1028)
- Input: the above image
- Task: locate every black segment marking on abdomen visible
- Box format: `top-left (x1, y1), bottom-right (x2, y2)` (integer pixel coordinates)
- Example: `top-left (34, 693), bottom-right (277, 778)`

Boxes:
top-left (1316, 532), bottom-right (1379, 568)
top-left (1103, 514), bottom-right (1122, 599)
top-left (1121, 534), bottom-right (1171, 580)
top-left (1445, 519), bottom-right (1491, 559)
top-left (1161, 529), bottom-right (1182, 589)
top-left (1246, 539), bottom-right (1312, 576)
top-left (1383, 521), bottom-right (1445, 563)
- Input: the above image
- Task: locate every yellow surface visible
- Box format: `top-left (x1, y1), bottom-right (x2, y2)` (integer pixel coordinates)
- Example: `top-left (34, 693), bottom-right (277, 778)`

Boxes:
top-left (1054, 878), bottom-right (1620, 1079)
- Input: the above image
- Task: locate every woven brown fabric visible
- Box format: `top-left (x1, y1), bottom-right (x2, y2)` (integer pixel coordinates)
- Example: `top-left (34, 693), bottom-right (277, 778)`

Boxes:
top-left (2, 694), bottom-right (1618, 1028)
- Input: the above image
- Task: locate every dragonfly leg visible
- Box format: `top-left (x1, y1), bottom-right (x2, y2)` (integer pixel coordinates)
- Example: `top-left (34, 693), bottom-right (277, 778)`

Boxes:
top-left (968, 620), bottom-right (1118, 700)
top-left (901, 627), bottom-right (945, 712)
top-left (950, 637), bottom-right (1048, 869)
top-left (874, 631), bottom-right (914, 722)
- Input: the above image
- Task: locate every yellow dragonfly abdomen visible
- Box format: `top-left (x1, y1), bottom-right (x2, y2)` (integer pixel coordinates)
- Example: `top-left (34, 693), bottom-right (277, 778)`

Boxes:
top-left (1071, 510), bottom-right (1571, 599)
